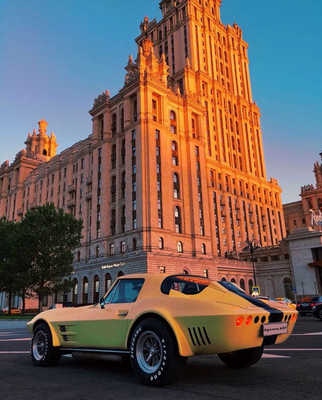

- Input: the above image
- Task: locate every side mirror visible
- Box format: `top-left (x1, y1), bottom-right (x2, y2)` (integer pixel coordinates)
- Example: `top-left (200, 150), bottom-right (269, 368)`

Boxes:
top-left (100, 297), bottom-right (105, 309)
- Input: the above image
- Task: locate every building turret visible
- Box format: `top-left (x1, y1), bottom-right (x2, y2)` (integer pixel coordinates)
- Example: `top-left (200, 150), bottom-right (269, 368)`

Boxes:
top-left (24, 120), bottom-right (57, 160)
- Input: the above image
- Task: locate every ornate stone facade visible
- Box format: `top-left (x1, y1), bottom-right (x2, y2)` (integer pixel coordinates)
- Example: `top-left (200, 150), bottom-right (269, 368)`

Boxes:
top-left (0, 0), bottom-right (286, 305)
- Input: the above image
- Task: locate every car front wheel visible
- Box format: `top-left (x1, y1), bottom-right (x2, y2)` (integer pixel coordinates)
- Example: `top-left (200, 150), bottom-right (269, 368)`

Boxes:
top-left (218, 346), bottom-right (263, 369)
top-left (31, 323), bottom-right (60, 366)
top-left (129, 318), bottom-right (185, 386)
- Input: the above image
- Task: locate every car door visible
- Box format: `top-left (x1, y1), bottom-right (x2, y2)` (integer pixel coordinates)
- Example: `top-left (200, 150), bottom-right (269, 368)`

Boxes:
top-left (71, 278), bottom-right (144, 349)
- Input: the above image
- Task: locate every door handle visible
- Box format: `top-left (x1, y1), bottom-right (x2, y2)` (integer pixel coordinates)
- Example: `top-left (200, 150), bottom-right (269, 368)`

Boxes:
top-left (117, 310), bottom-right (128, 317)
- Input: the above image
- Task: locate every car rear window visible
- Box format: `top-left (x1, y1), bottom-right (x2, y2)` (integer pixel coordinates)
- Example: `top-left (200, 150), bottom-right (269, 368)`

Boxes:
top-left (161, 275), bottom-right (210, 295)
top-left (312, 297), bottom-right (322, 302)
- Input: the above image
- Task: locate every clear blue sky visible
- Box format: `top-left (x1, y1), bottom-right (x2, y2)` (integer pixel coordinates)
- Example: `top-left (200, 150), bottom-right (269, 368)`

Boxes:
top-left (0, 0), bottom-right (321, 203)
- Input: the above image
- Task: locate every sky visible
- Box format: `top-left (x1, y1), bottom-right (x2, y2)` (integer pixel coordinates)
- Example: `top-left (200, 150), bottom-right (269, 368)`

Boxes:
top-left (0, 0), bottom-right (321, 203)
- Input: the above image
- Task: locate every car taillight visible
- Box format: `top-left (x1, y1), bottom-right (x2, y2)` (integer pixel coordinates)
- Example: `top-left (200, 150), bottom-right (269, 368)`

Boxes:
top-left (246, 315), bottom-right (253, 325)
top-left (236, 316), bottom-right (244, 327)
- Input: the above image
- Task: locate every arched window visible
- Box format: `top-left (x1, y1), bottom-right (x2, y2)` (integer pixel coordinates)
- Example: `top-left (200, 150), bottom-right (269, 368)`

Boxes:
top-left (43, 149), bottom-right (47, 156)
top-left (248, 279), bottom-right (254, 294)
top-left (201, 243), bottom-right (206, 255)
top-left (231, 278), bottom-right (236, 283)
top-left (170, 111), bottom-right (177, 134)
top-left (105, 273), bottom-right (112, 293)
top-left (93, 275), bottom-right (100, 304)
top-left (171, 141), bottom-right (179, 166)
top-left (221, 277), bottom-right (226, 281)
top-left (283, 277), bottom-right (294, 300)
top-left (159, 237), bottom-right (164, 250)
top-left (109, 243), bottom-right (115, 256)
top-left (173, 173), bottom-right (180, 199)
top-left (177, 241), bottom-right (183, 253)
top-left (72, 279), bottom-right (78, 305)
top-left (240, 279), bottom-right (245, 290)
top-left (120, 241), bottom-right (127, 254)
top-left (118, 271), bottom-right (124, 277)
top-left (174, 206), bottom-right (182, 233)
top-left (183, 269), bottom-right (189, 275)
top-left (95, 245), bottom-right (100, 258)
top-left (82, 277), bottom-right (88, 304)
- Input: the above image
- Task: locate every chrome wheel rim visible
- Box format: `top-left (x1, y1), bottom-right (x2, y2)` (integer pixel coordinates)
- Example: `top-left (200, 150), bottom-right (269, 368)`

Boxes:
top-left (32, 331), bottom-right (46, 361)
top-left (136, 330), bottom-right (163, 374)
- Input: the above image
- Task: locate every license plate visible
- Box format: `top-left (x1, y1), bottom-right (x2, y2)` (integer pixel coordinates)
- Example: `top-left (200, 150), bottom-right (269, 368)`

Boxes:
top-left (263, 322), bottom-right (288, 336)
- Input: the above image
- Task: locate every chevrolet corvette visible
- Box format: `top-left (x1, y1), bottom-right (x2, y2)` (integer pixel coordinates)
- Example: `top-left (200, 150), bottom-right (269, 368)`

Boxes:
top-left (27, 274), bottom-right (298, 386)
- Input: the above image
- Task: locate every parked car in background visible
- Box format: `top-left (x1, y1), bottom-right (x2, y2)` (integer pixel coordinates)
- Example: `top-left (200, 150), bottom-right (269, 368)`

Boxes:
top-left (1, 307), bottom-right (22, 315)
top-left (311, 297), bottom-right (322, 320)
top-left (297, 296), bottom-right (322, 316)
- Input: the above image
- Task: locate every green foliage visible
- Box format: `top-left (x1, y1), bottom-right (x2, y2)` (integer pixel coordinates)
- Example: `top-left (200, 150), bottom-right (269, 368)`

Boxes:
top-left (21, 204), bottom-right (82, 303)
top-left (0, 204), bottom-right (82, 312)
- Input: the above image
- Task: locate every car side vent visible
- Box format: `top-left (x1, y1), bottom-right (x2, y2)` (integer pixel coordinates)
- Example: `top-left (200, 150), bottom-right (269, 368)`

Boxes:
top-left (188, 327), bottom-right (211, 346)
top-left (59, 325), bottom-right (67, 332)
top-left (62, 335), bottom-right (70, 342)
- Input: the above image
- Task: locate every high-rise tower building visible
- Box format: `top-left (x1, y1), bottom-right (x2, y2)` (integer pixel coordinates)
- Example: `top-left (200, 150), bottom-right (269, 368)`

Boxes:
top-left (0, 0), bottom-right (284, 305)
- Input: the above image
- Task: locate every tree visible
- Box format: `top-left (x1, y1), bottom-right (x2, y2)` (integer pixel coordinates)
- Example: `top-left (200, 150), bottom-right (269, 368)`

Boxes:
top-left (0, 219), bottom-right (26, 315)
top-left (21, 204), bottom-right (82, 312)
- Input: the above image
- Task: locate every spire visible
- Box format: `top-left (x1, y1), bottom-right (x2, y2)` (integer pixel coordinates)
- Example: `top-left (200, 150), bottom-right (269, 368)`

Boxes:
top-left (38, 119), bottom-right (48, 136)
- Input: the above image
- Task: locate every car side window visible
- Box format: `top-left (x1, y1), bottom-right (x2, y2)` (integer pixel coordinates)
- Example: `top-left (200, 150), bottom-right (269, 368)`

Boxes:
top-left (104, 279), bottom-right (144, 304)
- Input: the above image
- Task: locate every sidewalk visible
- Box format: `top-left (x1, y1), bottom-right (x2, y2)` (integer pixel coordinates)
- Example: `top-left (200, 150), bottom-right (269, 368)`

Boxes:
top-left (0, 320), bottom-right (30, 330)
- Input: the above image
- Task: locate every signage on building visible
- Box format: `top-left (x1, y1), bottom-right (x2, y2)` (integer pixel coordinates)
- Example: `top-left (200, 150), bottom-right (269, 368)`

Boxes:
top-left (101, 262), bottom-right (125, 270)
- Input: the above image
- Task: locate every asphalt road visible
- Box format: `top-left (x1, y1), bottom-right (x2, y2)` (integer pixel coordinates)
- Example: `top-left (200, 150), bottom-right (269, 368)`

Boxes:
top-left (0, 317), bottom-right (321, 400)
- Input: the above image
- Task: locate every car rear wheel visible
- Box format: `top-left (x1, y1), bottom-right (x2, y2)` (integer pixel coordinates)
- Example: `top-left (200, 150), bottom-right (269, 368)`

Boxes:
top-left (129, 318), bottom-right (185, 386)
top-left (31, 323), bottom-right (60, 366)
top-left (218, 346), bottom-right (263, 369)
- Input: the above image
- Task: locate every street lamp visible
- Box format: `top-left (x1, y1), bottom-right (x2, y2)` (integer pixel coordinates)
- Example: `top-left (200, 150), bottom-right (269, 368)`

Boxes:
top-left (244, 239), bottom-right (260, 287)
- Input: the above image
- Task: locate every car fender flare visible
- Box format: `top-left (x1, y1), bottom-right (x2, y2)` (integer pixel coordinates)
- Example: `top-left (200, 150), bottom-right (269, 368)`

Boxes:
top-left (31, 318), bottom-right (61, 348)
top-left (127, 309), bottom-right (194, 357)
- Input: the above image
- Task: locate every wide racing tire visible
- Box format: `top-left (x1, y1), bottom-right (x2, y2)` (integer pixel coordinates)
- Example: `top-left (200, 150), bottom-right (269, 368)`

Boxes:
top-left (218, 346), bottom-right (263, 369)
top-left (31, 323), bottom-right (60, 366)
top-left (129, 318), bottom-right (186, 386)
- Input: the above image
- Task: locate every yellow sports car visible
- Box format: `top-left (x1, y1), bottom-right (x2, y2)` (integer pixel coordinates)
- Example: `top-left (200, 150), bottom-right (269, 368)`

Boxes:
top-left (28, 274), bottom-right (298, 386)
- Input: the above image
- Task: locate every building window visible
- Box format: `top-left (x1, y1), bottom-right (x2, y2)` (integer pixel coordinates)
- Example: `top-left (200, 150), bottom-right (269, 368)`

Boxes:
top-left (112, 113), bottom-right (117, 136)
top-left (111, 144), bottom-right (116, 169)
top-left (111, 176), bottom-right (116, 203)
top-left (174, 206), bottom-right (182, 233)
top-left (82, 277), bottom-right (88, 304)
top-left (95, 245), bottom-right (99, 258)
top-left (171, 141), bottom-right (179, 166)
top-left (248, 279), bottom-right (254, 294)
top-left (170, 111), bottom-right (177, 134)
top-left (110, 209), bottom-right (116, 235)
top-left (177, 241), bottom-right (183, 253)
top-left (105, 273), bottom-right (112, 293)
top-left (72, 279), bottom-right (78, 305)
top-left (201, 243), bottom-right (206, 255)
top-left (93, 275), bottom-right (100, 304)
top-left (120, 241), bottom-right (127, 254)
top-left (120, 105), bottom-right (124, 131)
top-left (173, 173), bottom-right (180, 199)
top-left (132, 238), bottom-right (137, 251)
top-left (98, 114), bottom-right (104, 140)
top-left (109, 243), bottom-right (115, 256)
top-left (159, 237), bottom-right (164, 250)
top-left (240, 279), bottom-right (245, 290)
top-left (183, 268), bottom-right (189, 274)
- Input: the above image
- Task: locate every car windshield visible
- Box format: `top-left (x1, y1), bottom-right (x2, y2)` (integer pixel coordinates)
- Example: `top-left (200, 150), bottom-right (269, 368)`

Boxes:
top-left (161, 275), bottom-right (210, 295)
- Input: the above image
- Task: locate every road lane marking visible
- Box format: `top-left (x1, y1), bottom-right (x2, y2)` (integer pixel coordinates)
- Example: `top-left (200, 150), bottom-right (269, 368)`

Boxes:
top-left (262, 353), bottom-right (290, 359)
top-left (0, 351), bottom-right (29, 354)
top-left (0, 338), bottom-right (31, 342)
top-left (292, 332), bottom-right (322, 336)
top-left (269, 348), bottom-right (322, 351)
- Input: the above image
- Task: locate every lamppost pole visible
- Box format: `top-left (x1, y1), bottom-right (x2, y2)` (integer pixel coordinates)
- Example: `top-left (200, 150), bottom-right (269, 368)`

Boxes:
top-left (246, 239), bottom-right (257, 287)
